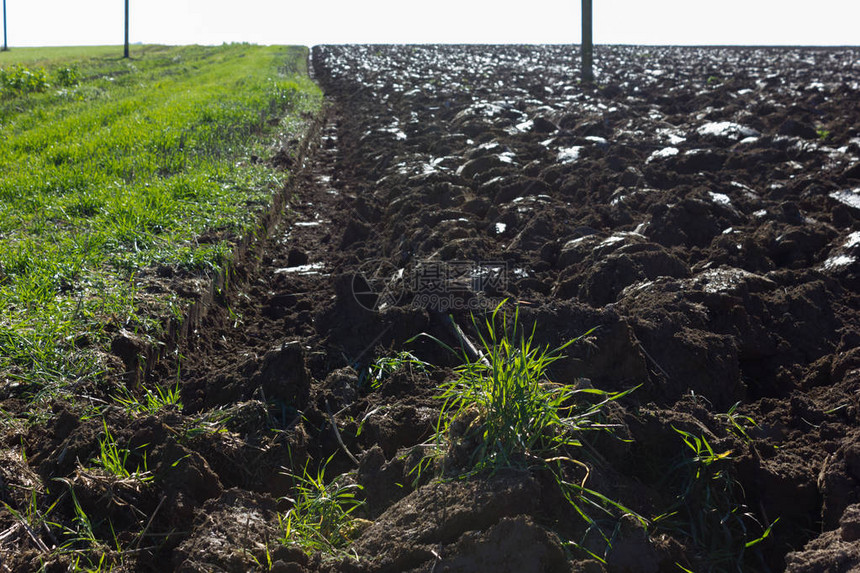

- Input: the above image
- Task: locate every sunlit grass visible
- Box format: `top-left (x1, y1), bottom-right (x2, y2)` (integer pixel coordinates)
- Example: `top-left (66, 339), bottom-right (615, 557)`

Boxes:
top-left (410, 301), bottom-right (645, 562)
top-left (279, 455), bottom-right (365, 557)
top-left (0, 44), bottom-right (322, 398)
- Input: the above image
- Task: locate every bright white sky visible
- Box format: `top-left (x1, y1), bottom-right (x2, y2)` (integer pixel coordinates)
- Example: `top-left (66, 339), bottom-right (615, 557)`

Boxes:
top-left (2, 0), bottom-right (859, 47)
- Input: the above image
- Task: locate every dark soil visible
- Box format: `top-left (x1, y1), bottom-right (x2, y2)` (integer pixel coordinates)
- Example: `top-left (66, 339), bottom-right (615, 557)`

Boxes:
top-left (2, 45), bottom-right (860, 572)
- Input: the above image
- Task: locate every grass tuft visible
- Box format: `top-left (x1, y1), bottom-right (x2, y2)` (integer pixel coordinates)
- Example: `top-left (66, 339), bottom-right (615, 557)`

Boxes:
top-left (411, 301), bottom-right (644, 561)
top-left (416, 302), bottom-right (635, 478)
top-left (363, 350), bottom-right (429, 391)
top-left (279, 455), bottom-right (365, 557)
top-left (91, 419), bottom-right (152, 483)
top-left (114, 383), bottom-right (183, 415)
top-left (655, 426), bottom-right (778, 571)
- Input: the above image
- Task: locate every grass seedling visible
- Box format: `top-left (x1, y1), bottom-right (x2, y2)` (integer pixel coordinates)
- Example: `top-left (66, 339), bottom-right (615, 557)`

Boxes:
top-left (68, 490), bottom-right (98, 548)
top-left (0, 486), bottom-right (64, 554)
top-left (70, 553), bottom-right (115, 573)
top-left (411, 301), bottom-right (644, 560)
top-left (47, 481), bottom-right (124, 570)
top-left (46, 483), bottom-right (101, 552)
top-left (417, 302), bottom-right (635, 477)
top-left (363, 350), bottom-right (429, 390)
top-left (672, 427), bottom-right (733, 479)
top-left (660, 426), bottom-right (776, 571)
top-left (114, 383), bottom-right (182, 415)
top-left (180, 407), bottom-right (233, 441)
top-left (279, 455), bottom-right (364, 557)
top-left (716, 402), bottom-right (758, 443)
top-left (92, 419), bottom-right (152, 483)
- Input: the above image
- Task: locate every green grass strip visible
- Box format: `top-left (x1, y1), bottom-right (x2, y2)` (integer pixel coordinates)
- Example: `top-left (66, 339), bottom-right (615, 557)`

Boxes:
top-left (0, 44), bottom-right (321, 400)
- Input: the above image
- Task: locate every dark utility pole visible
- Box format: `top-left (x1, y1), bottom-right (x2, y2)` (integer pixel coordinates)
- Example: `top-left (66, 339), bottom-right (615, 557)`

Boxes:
top-left (581, 0), bottom-right (593, 83)
top-left (123, 0), bottom-right (129, 58)
top-left (3, 0), bottom-right (8, 52)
